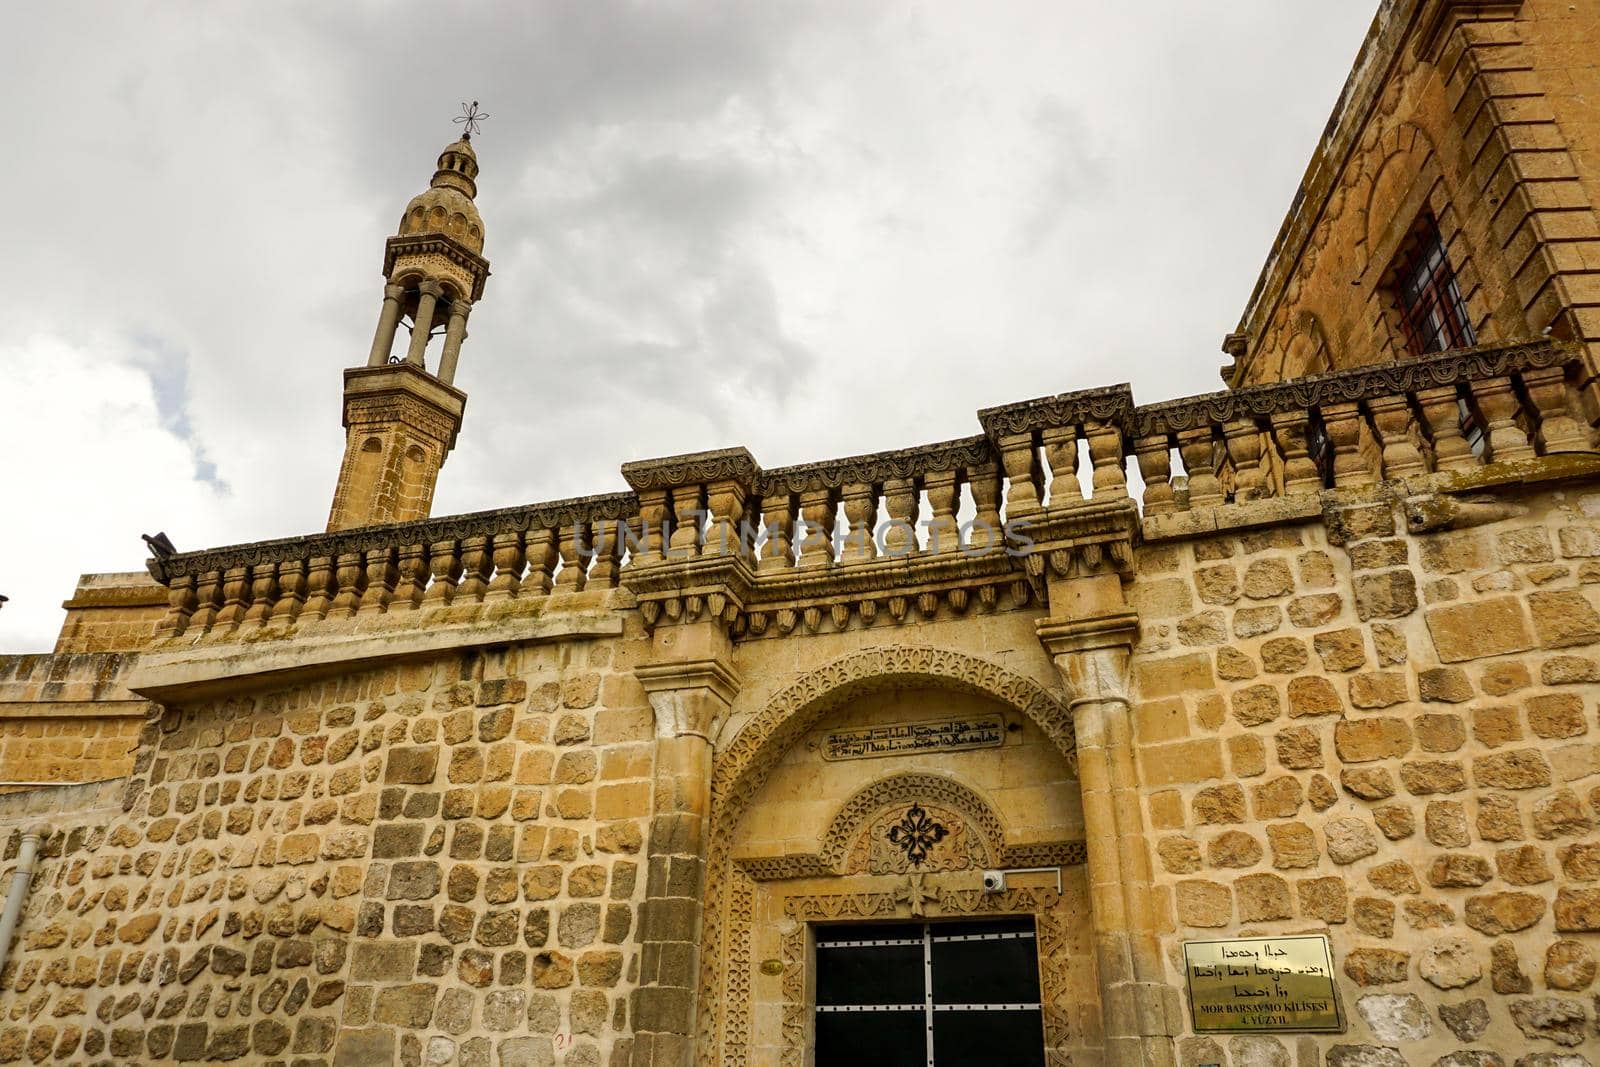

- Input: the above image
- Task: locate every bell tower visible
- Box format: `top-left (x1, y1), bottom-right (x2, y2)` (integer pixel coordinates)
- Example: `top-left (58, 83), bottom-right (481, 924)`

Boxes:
top-left (326, 128), bottom-right (491, 531)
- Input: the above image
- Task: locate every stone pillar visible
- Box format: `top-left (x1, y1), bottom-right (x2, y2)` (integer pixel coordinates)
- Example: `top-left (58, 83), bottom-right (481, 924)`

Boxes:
top-left (437, 300), bottom-right (471, 385)
top-left (366, 282), bottom-right (406, 367)
top-left (631, 640), bottom-right (740, 1067)
top-left (1038, 601), bottom-right (1177, 1067)
top-left (404, 280), bottom-right (443, 369)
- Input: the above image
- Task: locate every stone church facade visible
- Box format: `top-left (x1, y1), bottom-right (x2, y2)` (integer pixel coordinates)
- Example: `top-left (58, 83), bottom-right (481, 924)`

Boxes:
top-left (3, 1), bottom-right (1600, 1064)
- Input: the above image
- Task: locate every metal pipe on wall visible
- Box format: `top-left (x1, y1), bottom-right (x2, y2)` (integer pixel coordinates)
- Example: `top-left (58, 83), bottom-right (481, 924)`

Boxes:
top-left (0, 828), bottom-right (44, 978)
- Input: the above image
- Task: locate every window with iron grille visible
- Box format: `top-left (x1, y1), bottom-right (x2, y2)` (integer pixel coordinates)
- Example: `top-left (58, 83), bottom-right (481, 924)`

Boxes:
top-left (1395, 217), bottom-right (1476, 356)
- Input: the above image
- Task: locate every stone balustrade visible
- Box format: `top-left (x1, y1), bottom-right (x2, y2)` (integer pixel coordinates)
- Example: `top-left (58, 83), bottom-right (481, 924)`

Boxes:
top-left (1129, 339), bottom-right (1592, 515)
top-left (146, 338), bottom-right (1595, 641)
top-left (148, 492), bottom-right (637, 640)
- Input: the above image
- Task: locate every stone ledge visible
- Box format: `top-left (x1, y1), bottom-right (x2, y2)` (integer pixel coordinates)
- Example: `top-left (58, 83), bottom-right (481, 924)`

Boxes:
top-left (0, 700), bottom-right (149, 720)
top-left (1141, 494), bottom-right (1322, 543)
top-left (128, 605), bottom-right (624, 703)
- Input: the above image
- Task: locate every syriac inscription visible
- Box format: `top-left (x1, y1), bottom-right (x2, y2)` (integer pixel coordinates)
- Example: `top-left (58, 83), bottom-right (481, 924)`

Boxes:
top-left (818, 715), bottom-right (1006, 761)
top-left (1183, 935), bottom-right (1342, 1033)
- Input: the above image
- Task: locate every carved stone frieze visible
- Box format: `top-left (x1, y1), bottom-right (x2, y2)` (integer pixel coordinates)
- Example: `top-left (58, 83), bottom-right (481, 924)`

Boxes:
top-left (383, 233), bottom-right (491, 299)
top-left (732, 771), bottom-right (1085, 882)
top-left (757, 435), bottom-right (994, 496)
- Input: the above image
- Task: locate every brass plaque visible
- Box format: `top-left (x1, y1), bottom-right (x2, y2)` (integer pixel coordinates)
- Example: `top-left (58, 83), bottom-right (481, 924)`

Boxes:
top-left (818, 715), bottom-right (1005, 761)
top-left (1183, 935), bottom-right (1343, 1033)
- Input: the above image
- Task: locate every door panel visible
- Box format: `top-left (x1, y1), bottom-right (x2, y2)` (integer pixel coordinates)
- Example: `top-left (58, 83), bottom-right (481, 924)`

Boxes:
top-left (813, 917), bottom-right (1045, 1066)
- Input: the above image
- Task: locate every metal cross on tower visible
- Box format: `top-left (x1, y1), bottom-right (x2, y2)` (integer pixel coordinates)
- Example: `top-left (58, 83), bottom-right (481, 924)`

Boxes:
top-left (454, 100), bottom-right (489, 138)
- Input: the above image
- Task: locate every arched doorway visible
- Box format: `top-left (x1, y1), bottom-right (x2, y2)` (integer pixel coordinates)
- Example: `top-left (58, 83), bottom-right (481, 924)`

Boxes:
top-left (697, 648), bottom-right (1102, 1065)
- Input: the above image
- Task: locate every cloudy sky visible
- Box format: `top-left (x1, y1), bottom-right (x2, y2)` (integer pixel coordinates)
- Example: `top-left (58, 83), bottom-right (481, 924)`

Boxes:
top-left (0, 1), bottom-right (1375, 650)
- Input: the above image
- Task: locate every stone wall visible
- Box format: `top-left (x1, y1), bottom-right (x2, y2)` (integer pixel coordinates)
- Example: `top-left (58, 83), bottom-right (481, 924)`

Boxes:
top-left (1132, 486), bottom-right (1600, 1063)
top-left (0, 653), bottom-right (149, 788)
top-left (0, 624), bottom-right (659, 1067)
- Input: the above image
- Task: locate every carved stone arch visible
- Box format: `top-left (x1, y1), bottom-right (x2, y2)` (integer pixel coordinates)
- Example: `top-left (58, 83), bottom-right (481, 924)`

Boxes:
top-left (1355, 120), bottom-right (1439, 274)
top-left (711, 645), bottom-right (1074, 831)
top-left (698, 646), bottom-right (1076, 1064)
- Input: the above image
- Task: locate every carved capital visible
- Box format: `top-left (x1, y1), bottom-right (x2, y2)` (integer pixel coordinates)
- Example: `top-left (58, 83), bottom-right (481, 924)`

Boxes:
top-left (636, 658), bottom-right (741, 742)
top-left (1035, 610), bottom-right (1138, 709)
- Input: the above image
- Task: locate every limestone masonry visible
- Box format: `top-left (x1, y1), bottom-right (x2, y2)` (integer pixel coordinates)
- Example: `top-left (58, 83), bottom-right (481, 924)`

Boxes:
top-left (3, 1), bottom-right (1600, 1065)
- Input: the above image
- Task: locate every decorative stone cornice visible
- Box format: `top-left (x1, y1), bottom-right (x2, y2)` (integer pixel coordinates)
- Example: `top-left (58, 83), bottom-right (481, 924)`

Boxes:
top-left (1131, 339), bottom-right (1576, 438)
top-left (620, 447), bottom-right (760, 492)
top-left (977, 384), bottom-right (1134, 440)
top-left (758, 436), bottom-right (993, 495)
top-left (383, 233), bottom-right (491, 300)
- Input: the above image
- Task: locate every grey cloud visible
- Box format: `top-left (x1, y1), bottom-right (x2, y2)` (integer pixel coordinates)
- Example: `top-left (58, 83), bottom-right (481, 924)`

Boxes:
top-left (0, 1), bottom-right (1376, 650)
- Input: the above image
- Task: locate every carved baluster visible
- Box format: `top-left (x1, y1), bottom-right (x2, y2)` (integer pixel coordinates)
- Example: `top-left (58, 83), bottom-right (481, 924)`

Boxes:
top-left (796, 488), bottom-right (837, 567)
top-left (923, 469), bottom-right (961, 554)
top-left (633, 489), bottom-right (669, 566)
top-left (272, 559), bottom-right (307, 624)
top-left (242, 564), bottom-right (279, 626)
top-left (704, 479), bottom-right (748, 558)
top-left (301, 557), bottom-right (335, 619)
top-left (390, 544), bottom-right (428, 610)
top-left (359, 546), bottom-right (397, 614)
top-left (668, 486), bottom-right (703, 558)
top-left (1133, 435), bottom-right (1175, 514)
top-left (1365, 394), bottom-right (1425, 478)
top-left (1175, 427), bottom-right (1223, 507)
top-left (966, 462), bottom-right (1004, 555)
top-left (486, 531), bottom-right (526, 600)
top-left (839, 482), bottom-right (878, 561)
top-left (880, 477), bottom-right (918, 557)
top-left (188, 570), bottom-right (224, 632)
top-left (1318, 402), bottom-right (1373, 486)
top-left (1220, 419), bottom-right (1266, 500)
top-left (422, 540), bottom-right (461, 606)
top-left (456, 536), bottom-right (492, 602)
top-left (996, 432), bottom-right (1042, 519)
top-left (1414, 387), bottom-right (1474, 472)
top-left (555, 522), bottom-right (590, 589)
top-left (1521, 365), bottom-right (1592, 453)
top-left (212, 565), bottom-right (250, 630)
top-left (588, 520), bottom-right (625, 588)
top-left (1040, 425), bottom-right (1080, 506)
top-left (759, 490), bottom-right (795, 571)
top-left (1085, 422), bottom-right (1127, 499)
top-left (1466, 375), bottom-right (1534, 463)
top-left (156, 574), bottom-right (197, 638)
top-left (523, 528), bottom-right (559, 595)
top-left (1270, 411), bottom-right (1322, 493)
top-left (329, 553), bottom-right (366, 618)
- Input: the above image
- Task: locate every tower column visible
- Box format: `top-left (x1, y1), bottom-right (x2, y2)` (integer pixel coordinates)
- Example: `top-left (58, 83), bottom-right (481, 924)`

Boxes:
top-left (366, 282), bottom-right (407, 367)
top-left (404, 279), bottom-right (444, 368)
top-left (437, 300), bottom-right (471, 385)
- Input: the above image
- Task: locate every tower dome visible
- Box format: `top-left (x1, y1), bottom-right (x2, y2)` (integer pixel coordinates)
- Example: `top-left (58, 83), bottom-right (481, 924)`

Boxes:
top-left (397, 136), bottom-right (485, 254)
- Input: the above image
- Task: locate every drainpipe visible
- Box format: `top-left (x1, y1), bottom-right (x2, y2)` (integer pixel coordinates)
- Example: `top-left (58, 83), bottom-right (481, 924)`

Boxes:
top-left (0, 828), bottom-right (44, 978)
